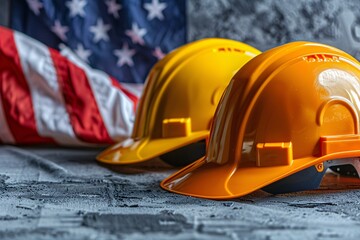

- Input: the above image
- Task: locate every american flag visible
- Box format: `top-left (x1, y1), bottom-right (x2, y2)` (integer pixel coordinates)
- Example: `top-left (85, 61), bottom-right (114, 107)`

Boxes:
top-left (0, 0), bottom-right (186, 146)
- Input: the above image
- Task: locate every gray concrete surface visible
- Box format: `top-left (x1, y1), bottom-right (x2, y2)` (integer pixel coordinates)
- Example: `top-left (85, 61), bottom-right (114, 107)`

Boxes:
top-left (0, 146), bottom-right (360, 240)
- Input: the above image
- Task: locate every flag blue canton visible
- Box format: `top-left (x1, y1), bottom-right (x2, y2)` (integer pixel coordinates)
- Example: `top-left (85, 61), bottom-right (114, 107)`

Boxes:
top-left (10, 0), bottom-right (186, 84)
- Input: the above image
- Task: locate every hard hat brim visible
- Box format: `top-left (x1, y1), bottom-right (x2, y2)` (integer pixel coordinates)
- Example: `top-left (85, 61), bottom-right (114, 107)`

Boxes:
top-left (96, 131), bottom-right (208, 164)
top-left (161, 150), bottom-right (360, 199)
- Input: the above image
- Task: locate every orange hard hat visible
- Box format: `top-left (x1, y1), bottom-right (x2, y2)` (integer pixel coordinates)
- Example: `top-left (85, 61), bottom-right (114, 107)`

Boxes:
top-left (161, 41), bottom-right (360, 199)
top-left (97, 38), bottom-right (260, 166)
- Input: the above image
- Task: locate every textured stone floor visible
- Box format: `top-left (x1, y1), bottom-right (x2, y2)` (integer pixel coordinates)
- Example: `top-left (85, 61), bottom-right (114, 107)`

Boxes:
top-left (0, 146), bottom-right (360, 240)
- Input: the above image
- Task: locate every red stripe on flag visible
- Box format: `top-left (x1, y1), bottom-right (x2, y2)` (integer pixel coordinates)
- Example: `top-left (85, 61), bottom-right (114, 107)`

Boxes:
top-left (0, 27), bottom-right (55, 144)
top-left (110, 77), bottom-right (139, 112)
top-left (49, 48), bottom-right (113, 144)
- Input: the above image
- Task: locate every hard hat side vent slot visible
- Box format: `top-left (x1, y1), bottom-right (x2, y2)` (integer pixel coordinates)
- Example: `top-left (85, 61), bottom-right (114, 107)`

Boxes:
top-left (256, 142), bottom-right (293, 167)
top-left (162, 118), bottom-right (192, 138)
top-left (320, 134), bottom-right (360, 156)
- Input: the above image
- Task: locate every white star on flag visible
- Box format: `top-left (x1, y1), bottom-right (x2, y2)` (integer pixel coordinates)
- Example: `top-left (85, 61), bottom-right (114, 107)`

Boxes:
top-left (90, 19), bottom-right (111, 43)
top-left (66, 0), bottom-right (87, 18)
top-left (106, 0), bottom-right (122, 19)
top-left (51, 20), bottom-right (69, 41)
top-left (125, 23), bottom-right (147, 45)
top-left (152, 47), bottom-right (165, 60)
top-left (144, 0), bottom-right (167, 20)
top-left (75, 44), bottom-right (92, 62)
top-left (26, 0), bottom-right (43, 15)
top-left (114, 43), bottom-right (136, 67)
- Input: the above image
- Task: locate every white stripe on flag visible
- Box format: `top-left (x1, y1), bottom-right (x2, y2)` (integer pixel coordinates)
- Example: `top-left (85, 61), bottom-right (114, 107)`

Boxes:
top-left (60, 45), bottom-right (137, 141)
top-left (14, 32), bottom-right (87, 146)
top-left (121, 83), bottom-right (144, 99)
top-left (0, 95), bottom-right (15, 143)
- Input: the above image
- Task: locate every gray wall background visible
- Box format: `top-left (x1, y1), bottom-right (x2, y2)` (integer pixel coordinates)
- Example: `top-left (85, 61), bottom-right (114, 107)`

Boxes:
top-left (188, 0), bottom-right (360, 58)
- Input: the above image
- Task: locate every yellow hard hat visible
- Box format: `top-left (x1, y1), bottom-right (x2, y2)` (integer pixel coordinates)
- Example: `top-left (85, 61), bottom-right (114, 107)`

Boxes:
top-left (161, 41), bottom-right (360, 199)
top-left (96, 38), bottom-right (261, 165)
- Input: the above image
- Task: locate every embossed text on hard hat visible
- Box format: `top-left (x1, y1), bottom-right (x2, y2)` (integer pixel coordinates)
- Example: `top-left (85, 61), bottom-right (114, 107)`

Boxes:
top-left (303, 54), bottom-right (340, 63)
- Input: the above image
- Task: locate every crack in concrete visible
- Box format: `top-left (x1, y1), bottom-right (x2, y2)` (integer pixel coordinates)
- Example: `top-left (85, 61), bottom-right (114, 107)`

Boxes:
top-left (82, 212), bottom-right (193, 234)
top-left (288, 202), bottom-right (338, 208)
